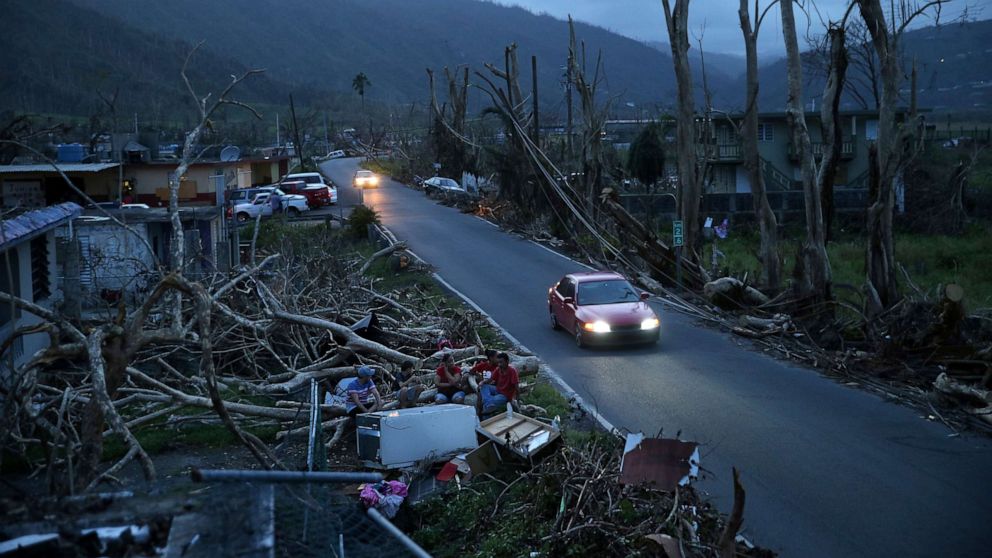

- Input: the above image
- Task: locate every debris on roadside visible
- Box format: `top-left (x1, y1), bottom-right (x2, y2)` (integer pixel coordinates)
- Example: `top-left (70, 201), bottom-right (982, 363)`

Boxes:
top-left (477, 410), bottom-right (561, 461)
top-left (619, 432), bottom-right (700, 491)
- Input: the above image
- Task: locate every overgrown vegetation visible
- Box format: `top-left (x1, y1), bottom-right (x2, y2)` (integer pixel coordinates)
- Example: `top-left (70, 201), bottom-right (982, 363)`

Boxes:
top-left (700, 220), bottom-right (992, 310)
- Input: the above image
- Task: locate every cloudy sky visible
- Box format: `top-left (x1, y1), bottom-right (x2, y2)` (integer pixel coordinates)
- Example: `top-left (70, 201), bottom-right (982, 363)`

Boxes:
top-left (493, 0), bottom-right (984, 57)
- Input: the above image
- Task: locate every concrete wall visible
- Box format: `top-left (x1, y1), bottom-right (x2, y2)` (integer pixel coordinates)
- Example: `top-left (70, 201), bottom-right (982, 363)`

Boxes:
top-left (73, 221), bottom-right (156, 304)
top-left (0, 230), bottom-right (61, 374)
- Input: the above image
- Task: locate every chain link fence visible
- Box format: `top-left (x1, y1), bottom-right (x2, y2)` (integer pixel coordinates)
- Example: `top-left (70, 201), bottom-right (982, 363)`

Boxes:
top-left (178, 477), bottom-right (422, 558)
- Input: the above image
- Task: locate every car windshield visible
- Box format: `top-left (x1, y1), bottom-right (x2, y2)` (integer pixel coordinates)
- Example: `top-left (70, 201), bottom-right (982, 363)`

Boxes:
top-left (357, 171), bottom-right (373, 177)
top-left (577, 280), bottom-right (638, 306)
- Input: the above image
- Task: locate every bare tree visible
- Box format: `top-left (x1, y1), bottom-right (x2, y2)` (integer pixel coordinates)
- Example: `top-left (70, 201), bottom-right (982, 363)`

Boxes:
top-left (567, 17), bottom-right (611, 218)
top-left (857, 0), bottom-right (952, 311)
top-left (739, 0), bottom-right (782, 289)
top-left (661, 0), bottom-right (703, 262)
top-left (781, 0), bottom-right (851, 303)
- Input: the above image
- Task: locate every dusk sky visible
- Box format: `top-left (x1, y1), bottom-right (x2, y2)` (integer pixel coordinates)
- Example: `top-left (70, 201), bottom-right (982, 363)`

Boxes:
top-left (493, 0), bottom-right (985, 58)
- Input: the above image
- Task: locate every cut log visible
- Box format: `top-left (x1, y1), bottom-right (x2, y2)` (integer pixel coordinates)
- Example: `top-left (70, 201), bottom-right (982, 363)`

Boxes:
top-left (704, 277), bottom-right (770, 309)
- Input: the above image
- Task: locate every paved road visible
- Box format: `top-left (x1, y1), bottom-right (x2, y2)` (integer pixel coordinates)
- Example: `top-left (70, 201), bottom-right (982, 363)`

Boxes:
top-left (321, 158), bottom-right (992, 557)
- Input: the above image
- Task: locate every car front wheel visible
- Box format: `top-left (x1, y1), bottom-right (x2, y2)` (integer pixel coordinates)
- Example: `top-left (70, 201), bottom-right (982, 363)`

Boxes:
top-left (288, 207), bottom-right (301, 217)
top-left (575, 327), bottom-right (586, 348)
top-left (550, 308), bottom-right (560, 330)
top-left (237, 213), bottom-right (249, 223)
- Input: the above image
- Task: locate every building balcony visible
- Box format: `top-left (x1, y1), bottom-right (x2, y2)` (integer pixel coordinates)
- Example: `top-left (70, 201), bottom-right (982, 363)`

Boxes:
top-left (788, 137), bottom-right (855, 160)
top-left (697, 142), bottom-right (744, 162)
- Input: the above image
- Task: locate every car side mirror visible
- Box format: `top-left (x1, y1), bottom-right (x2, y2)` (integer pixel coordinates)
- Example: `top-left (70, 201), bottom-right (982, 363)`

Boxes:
top-left (640, 292), bottom-right (650, 301)
top-left (563, 297), bottom-right (574, 305)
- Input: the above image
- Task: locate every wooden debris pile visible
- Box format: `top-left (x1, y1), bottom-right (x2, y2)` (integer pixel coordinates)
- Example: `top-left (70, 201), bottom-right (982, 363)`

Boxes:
top-left (0, 224), bottom-right (541, 493)
top-left (417, 435), bottom-right (773, 557)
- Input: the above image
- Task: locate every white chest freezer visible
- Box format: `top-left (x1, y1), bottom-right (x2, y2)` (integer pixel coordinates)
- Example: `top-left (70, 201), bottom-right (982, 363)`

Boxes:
top-left (356, 404), bottom-right (480, 469)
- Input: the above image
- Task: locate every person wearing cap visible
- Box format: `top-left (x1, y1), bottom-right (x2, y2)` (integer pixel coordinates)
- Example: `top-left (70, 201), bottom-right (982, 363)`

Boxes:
top-left (434, 353), bottom-right (467, 404)
top-left (346, 365), bottom-right (382, 417)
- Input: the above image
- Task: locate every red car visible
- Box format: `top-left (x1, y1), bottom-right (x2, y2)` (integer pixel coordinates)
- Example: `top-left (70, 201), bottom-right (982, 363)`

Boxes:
top-left (279, 179), bottom-right (331, 208)
top-left (548, 271), bottom-right (660, 347)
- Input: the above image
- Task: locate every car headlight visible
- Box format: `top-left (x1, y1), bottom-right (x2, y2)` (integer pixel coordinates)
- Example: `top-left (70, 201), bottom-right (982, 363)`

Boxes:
top-left (583, 321), bottom-right (611, 333)
top-left (641, 317), bottom-right (660, 330)
top-left (370, 176), bottom-right (379, 184)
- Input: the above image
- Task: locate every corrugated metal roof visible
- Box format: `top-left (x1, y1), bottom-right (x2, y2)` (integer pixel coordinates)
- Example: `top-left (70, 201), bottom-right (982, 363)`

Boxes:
top-left (0, 163), bottom-right (120, 174)
top-left (0, 202), bottom-right (82, 251)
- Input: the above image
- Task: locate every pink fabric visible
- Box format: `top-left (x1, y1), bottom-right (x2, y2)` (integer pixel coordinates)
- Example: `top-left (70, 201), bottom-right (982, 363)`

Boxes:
top-left (359, 484), bottom-right (380, 508)
top-left (386, 480), bottom-right (408, 497)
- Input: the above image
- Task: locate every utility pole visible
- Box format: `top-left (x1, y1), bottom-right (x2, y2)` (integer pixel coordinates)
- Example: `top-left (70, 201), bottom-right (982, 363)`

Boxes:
top-left (566, 58), bottom-right (573, 159)
top-left (289, 94), bottom-right (305, 170)
top-left (323, 112), bottom-right (329, 154)
top-left (276, 113), bottom-right (280, 147)
top-left (531, 55), bottom-right (540, 146)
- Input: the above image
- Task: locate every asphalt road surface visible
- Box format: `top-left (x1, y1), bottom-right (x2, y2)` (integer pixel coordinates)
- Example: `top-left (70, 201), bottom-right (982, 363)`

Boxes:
top-left (321, 158), bottom-right (992, 557)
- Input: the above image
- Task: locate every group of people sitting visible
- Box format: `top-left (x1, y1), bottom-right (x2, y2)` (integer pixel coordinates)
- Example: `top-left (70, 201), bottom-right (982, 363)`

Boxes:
top-left (341, 349), bottom-right (520, 418)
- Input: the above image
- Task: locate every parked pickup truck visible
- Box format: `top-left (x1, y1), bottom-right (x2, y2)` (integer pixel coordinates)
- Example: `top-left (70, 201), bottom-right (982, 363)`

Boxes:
top-left (230, 189), bottom-right (309, 222)
top-left (279, 179), bottom-right (330, 208)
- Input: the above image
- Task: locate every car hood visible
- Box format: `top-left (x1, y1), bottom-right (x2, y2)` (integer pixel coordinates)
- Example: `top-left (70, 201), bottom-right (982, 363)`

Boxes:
top-left (576, 301), bottom-right (657, 326)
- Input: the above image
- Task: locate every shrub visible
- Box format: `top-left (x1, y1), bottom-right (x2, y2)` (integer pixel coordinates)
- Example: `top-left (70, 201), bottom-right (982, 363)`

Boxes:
top-left (348, 204), bottom-right (380, 238)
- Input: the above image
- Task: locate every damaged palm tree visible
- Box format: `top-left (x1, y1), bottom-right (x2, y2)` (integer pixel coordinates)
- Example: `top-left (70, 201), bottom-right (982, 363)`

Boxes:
top-left (567, 16), bottom-right (611, 219)
top-left (426, 65), bottom-right (472, 181)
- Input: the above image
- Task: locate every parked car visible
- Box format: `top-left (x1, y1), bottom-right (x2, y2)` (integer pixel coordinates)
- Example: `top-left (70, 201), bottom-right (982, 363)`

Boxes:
top-left (284, 172), bottom-right (337, 205)
top-left (279, 179), bottom-right (330, 208)
top-left (423, 176), bottom-right (463, 193)
top-left (353, 170), bottom-right (379, 188)
top-left (548, 271), bottom-right (660, 348)
top-left (231, 190), bottom-right (309, 222)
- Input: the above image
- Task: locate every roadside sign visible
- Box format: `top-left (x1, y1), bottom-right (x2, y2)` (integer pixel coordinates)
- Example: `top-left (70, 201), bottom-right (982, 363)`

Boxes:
top-left (673, 220), bottom-right (684, 247)
top-left (432, 162), bottom-right (442, 170)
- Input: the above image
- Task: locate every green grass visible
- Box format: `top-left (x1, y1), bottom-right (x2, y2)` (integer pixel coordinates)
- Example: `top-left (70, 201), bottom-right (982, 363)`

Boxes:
top-left (103, 420), bottom-right (280, 462)
top-left (701, 222), bottom-right (992, 309)
top-left (523, 382), bottom-right (571, 419)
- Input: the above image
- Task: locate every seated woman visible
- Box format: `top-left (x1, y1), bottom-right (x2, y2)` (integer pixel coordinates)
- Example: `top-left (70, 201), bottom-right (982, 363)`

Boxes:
top-left (434, 353), bottom-right (467, 404)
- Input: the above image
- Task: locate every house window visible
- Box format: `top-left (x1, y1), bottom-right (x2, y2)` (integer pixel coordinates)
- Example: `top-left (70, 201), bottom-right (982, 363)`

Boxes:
top-left (865, 119), bottom-right (879, 140)
top-left (757, 123), bottom-right (774, 142)
top-left (31, 236), bottom-right (50, 301)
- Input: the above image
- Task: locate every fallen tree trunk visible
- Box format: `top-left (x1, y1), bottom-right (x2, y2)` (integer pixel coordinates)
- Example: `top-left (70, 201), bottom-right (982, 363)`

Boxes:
top-left (128, 367), bottom-right (348, 420)
top-left (272, 310), bottom-right (420, 365)
top-left (704, 277), bottom-right (770, 309)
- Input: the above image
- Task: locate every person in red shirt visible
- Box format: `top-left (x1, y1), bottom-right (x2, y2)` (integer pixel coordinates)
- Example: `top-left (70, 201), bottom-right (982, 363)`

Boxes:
top-left (479, 352), bottom-right (519, 414)
top-left (434, 353), bottom-right (467, 404)
top-left (469, 349), bottom-right (499, 383)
